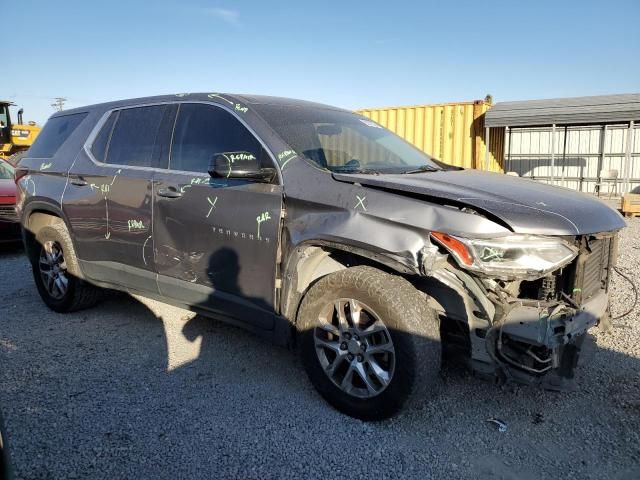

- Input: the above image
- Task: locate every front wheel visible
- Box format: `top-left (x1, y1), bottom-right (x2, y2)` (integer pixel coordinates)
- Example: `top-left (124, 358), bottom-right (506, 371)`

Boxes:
top-left (297, 266), bottom-right (441, 420)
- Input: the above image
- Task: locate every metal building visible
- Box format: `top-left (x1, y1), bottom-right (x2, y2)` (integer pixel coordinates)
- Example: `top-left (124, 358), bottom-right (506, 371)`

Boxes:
top-left (484, 94), bottom-right (640, 195)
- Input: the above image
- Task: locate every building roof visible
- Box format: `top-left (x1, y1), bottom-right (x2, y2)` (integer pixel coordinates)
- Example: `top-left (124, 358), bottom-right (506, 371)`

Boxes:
top-left (485, 93), bottom-right (640, 127)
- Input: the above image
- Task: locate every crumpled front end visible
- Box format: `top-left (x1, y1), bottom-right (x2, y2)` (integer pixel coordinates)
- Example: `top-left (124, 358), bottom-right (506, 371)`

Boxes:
top-left (425, 232), bottom-right (618, 389)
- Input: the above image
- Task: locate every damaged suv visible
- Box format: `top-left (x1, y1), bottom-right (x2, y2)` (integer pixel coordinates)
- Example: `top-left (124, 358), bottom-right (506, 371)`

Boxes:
top-left (16, 93), bottom-right (625, 419)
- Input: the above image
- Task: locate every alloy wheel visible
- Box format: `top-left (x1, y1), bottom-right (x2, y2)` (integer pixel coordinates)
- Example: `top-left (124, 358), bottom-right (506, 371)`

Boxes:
top-left (314, 298), bottom-right (396, 398)
top-left (38, 241), bottom-right (69, 300)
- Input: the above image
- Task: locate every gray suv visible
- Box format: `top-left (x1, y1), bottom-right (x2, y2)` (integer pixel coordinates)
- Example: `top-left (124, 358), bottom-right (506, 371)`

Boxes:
top-left (16, 93), bottom-right (625, 420)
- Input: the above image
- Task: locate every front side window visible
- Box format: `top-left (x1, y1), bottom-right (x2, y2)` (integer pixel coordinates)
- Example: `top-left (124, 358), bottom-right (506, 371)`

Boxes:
top-left (253, 105), bottom-right (443, 174)
top-left (106, 105), bottom-right (167, 167)
top-left (170, 103), bottom-right (264, 173)
top-left (28, 112), bottom-right (87, 158)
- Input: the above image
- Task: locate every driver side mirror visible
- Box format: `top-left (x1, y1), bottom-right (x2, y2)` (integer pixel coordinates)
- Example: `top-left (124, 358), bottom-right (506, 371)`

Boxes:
top-left (208, 151), bottom-right (276, 182)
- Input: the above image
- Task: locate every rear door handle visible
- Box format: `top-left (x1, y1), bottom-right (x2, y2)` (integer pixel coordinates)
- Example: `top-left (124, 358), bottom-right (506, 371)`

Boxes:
top-left (70, 176), bottom-right (88, 186)
top-left (157, 186), bottom-right (182, 198)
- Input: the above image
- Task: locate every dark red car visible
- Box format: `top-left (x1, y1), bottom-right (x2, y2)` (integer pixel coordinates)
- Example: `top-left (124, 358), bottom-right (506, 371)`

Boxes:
top-left (0, 159), bottom-right (20, 243)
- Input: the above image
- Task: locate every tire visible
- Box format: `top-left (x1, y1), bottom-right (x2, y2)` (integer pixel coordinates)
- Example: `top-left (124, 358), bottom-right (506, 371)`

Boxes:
top-left (7, 150), bottom-right (27, 167)
top-left (297, 266), bottom-right (441, 420)
top-left (30, 221), bottom-right (102, 312)
top-left (0, 409), bottom-right (11, 480)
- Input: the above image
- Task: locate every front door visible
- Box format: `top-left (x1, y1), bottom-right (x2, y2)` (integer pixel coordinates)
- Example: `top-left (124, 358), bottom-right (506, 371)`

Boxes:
top-left (152, 103), bottom-right (282, 330)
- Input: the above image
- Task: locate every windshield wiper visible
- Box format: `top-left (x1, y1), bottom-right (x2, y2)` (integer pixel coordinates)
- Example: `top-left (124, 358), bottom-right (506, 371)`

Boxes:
top-left (331, 167), bottom-right (382, 175)
top-left (402, 165), bottom-right (440, 174)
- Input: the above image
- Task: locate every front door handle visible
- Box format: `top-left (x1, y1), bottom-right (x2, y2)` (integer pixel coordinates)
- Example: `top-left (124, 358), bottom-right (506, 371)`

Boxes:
top-left (157, 186), bottom-right (182, 198)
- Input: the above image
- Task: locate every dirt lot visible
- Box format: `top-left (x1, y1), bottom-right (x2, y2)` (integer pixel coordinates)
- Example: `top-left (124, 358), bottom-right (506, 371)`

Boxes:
top-left (1, 220), bottom-right (639, 480)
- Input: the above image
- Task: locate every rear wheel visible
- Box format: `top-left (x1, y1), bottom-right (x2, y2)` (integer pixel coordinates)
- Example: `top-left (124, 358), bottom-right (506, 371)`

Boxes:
top-left (31, 221), bottom-right (102, 312)
top-left (0, 409), bottom-right (11, 480)
top-left (297, 266), bottom-right (441, 420)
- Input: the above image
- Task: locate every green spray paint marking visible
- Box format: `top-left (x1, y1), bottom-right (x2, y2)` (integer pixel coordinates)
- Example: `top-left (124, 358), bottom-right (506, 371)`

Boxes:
top-left (234, 103), bottom-right (248, 113)
top-left (354, 195), bottom-right (367, 211)
top-left (277, 149), bottom-right (297, 169)
top-left (207, 93), bottom-right (234, 105)
top-left (228, 153), bottom-right (256, 162)
top-left (256, 211), bottom-right (272, 239)
top-left (127, 219), bottom-right (144, 231)
top-left (23, 175), bottom-right (36, 195)
top-left (103, 169), bottom-right (122, 239)
top-left (190, 177), bottom-right (210, 185)
top-left (206, 196), bottom-right (218, 218)
top-left (142, 235), bottom-right (152, 266)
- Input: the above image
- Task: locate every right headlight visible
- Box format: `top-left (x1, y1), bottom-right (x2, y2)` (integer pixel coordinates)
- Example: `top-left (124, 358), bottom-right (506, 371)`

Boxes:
top-left (431, 232), bottom-right (578, 280)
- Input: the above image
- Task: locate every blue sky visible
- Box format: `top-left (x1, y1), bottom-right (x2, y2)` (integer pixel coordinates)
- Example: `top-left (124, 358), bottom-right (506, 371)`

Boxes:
top-left (4, 0), bottom-right (640, 125)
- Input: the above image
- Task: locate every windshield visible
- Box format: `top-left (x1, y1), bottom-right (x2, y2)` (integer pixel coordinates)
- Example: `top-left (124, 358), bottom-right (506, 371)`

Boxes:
top-left (0, 160), bottom-right (14, 179)
top-left (254, 105), bottom-right (442, 173)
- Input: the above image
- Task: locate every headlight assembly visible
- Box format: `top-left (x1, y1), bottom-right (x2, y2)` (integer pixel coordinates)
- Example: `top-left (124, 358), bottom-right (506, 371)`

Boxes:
top-left (431, 232), bottom-right (578, 280)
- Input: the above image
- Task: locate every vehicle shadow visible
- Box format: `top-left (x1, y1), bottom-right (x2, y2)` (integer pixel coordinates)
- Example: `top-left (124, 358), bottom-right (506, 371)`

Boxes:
top-left (0, 241), bottom-right (22, 256)
top-left (177, 245), bottom-right (640, 479)
top-left (1, 245), bottom-right (639, 479)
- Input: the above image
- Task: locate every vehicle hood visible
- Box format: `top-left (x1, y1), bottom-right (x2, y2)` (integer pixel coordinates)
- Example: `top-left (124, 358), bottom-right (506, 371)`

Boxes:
top-left (0, 179), bottom-right (16, 201)
top-left (332, 169), bottom-right (626, 235)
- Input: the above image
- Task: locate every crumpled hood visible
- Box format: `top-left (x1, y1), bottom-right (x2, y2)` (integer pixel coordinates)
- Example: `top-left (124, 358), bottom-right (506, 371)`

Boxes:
top-left (333, 169), bottom-right (626, 235)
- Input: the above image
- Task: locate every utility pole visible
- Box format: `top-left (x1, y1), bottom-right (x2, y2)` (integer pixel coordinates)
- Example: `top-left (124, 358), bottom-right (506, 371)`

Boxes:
top-left (51, 97), bottom-right (67, 111)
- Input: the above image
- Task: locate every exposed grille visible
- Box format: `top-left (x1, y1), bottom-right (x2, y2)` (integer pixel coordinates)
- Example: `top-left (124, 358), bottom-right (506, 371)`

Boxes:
top-left (518, 234), bottom-right (616, 305)
top-left (574, 236), bottom-right (614, 304)
top-left (0, 205), bottom-right (18, 222)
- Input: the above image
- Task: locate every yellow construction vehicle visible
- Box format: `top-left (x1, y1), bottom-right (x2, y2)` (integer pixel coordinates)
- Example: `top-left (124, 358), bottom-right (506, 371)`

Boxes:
top-left (0, 100), bottom-right (41, 166)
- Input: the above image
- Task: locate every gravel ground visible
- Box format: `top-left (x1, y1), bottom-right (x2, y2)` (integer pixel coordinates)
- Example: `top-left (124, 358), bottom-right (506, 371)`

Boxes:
top-left (1, 220), bottom-right (639, 480)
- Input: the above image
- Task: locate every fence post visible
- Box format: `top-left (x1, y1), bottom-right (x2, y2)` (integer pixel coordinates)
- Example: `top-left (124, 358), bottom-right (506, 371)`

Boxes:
top-left (550, 124), bottom-right (556, 185)
top-left (484, 126), bottom-right (490, 171)
top-left (624, 120), bottom-right (635, 194)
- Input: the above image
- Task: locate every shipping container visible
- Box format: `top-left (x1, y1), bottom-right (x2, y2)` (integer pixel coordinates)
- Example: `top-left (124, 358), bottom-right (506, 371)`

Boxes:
top-left (356, 100), bottom-right (504, 172)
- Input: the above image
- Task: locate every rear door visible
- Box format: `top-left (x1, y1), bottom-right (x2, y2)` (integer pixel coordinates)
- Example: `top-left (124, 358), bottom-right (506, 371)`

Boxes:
top-left (152, 103), bottom-right (282, 329)
top-left (63, 104), bottom-right (175, 290)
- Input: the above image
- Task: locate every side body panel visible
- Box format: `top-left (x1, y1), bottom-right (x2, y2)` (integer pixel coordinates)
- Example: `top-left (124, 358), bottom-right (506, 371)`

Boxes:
top-left (62, 151), bottom-right (155, 286)
top-left (16, 110), bottom-right (100, 243)
top-left (152, 171), bottom-right (282, 328)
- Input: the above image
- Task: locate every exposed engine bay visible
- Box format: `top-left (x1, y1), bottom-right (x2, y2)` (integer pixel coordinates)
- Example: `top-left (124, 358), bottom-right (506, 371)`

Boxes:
top-left (422, 232), bottom-right (617, 389)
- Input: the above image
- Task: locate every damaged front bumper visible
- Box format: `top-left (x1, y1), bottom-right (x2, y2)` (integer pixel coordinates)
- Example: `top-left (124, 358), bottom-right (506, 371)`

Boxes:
top-left (500, 291), bottom-right (606, 349)
top-left (426, 263), bottom-right (609, 391)
top-left (493, 291), bottom-right (607, 389)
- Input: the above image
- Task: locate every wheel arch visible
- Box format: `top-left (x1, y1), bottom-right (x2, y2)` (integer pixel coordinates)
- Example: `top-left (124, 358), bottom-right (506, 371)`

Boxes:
top-left (21, 200), bottom-right (75, 265)
top-left (279, 240), bottom-right (416, 326)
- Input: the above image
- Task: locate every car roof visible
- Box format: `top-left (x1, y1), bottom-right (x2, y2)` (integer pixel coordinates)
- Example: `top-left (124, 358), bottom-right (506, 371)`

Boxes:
top-left (54, 93), bottom-right (350, 117)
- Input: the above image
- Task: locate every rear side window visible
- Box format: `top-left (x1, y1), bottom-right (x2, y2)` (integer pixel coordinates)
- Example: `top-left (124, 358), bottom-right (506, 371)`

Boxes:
top-left (28, 112), bottom-right (87, 158)
top-left (170, 103), bottom-right (263, 173)
top-left (105, 105), bottom-right (167, 167)
top-left (91, 112), bottom-right (117, 163)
